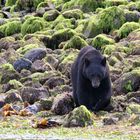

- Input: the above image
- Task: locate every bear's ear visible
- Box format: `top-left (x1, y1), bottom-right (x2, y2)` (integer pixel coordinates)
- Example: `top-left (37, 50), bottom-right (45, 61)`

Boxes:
top-left (101, 57), bottom-right (106, 66)
top-left (84, 58), bottom-right (90, 66)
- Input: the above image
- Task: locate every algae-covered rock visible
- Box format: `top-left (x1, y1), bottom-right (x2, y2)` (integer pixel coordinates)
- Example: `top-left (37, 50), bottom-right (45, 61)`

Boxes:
top-left (0, 20), bottom-right (21, 36)
top-left (62, 9), bottom-right (83, 19)
top-left (118, 22), bottom-right (140, 38)
top-left (114, 68), bottom-right (140, 94)
top-left (5, 0), bottom-right (16, 7)
top-left (98, 6), bottom-right (125, 33)
top-left (62, 0), bottom-right (103, 12)
top-left (51, 93), bottom-right (74, 115)
top-left (0, 63), bottom-right (20, 84)
top-left (21, 16), bottom-right (45, 35)
top-left (126, 103), bottom-right (140, 114)
top-left (91, 34), bottom-right (115, 50)
top-left (43, 9), bottom-right (59, 21)
top-left (50, 28), bottom-right (76, 49)
top-left (0, 37), bottom-right (15, 51)
top-left (13, 0), bottom-right (45, 11)
top-left (64, 35), bottom-right (88, 50)
top-left (63, 105), bottom-right (93, 127)
top-left (105, 0), bottom-right (128, 7)
top-left (8, 79), bottom-right (23, 89)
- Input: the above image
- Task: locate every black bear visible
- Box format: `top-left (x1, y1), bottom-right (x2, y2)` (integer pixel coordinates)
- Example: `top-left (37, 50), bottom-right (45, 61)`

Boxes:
top-left (71, 46), bottom-right (112, 111)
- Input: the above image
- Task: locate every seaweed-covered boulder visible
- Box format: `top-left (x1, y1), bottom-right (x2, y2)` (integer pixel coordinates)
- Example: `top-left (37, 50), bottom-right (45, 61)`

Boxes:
top-left (118, 22), bottom-right (140, 39)
top-left (51, 93), bottom-right (74, 115)
top-left (24, 48), bottom-right (46, 62)
top-left (105, 0), bottom-right (128, 7)
top-left (0, 20), bottom-right (21, 36)
top-left (0, 63), bottom-right (20, 84)
top-left (0, 37), bottom-right (15, 51)
top-left (98, 6), bottom-right (125, 33)
top-left (126, 103), bottom-right (140, 114)
top-left (5, 0), bottom-right (16, 7)
top-left (91, 34), bottom-right (115, 50)
top-left (20, 86), bottom-right (50, 104)
top-left (50, 28), bottom-right (76, 49)
top-left (114, 68), bottom-right (140, 95)
top-left (124, 10), bottom-right (140, 22)
top-left (62, 0), bottom-right (103, 12)
top-left (13, 58), bottom-right (32, 72)
top-left (62, 9), bottom-right (83, 19)
top-left (21, 16), bottom-right (45, 35)
top-left (64, 35), bottom-right (88, 50)
top-left (63, 105), bottom-right (93, 127)
top-left (12, 0), bottom-right (45, 11)
top-left (43, 9), bottom-right (59, 21)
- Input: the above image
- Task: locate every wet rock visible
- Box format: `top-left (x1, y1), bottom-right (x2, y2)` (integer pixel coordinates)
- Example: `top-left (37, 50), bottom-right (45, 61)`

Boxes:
top-left (45, 54), bottom-right (59, 69)
top-left (113, 68), bottom-right (140, 95)
top-left (24, 48), bottom-right (46, 63)
top-left (39, 97), bottom-right (54, 110)
top-left (0, 63), bottom-right (20, 84)
top-left (0, 37), bottom-right (15, 51)
top-left (0, 100), bottom-right (5, 108)
top-left (127, 91), bottom-right (140, 104)
top-left (103, 117), bottom-right (118, 125)
top-left (31, 60), bottom-right (53, 72)
top-left (43, 9), bottom-right (59, 21)
top-left (20, 87), bottom-right (50, 104)
top-left (36, 7), bottom-right (46, 17)
top-left (126, 103), bottom-right (140, 114)
top-left (51, 93), bottom-right (74, 115)
top-left (63, 105), bottom-right (93, 127)
top-left (1, 11), bottom-right (11, 18)
top-left (5, 90), bottom-right (23, 103)
top-left (44, 76), bottom-right (66, 89)
top-left (13, 58), bottom-right (32, 72)
top-left (125, 10), bottom-right (140, 22)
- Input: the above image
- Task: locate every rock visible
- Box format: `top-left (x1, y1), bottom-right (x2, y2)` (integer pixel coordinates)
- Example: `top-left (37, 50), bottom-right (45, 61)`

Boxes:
top-left (62, 9), bottom-right (83, 19)
top-left (44, 76), bottom-right (66, 89)
top-left (43, 9), bottom-right (59, 21)
top-left (0, 63), bottom-right (20, 84)
top-left (13, 58), bottom-right (32, 72)
top-left (64, 35), bottom-right (88, 50)
top-left (113, 68), bottom-right (140, 95)
top-left (5, 90), bottom-right (23, 103)
top-left (36, 7), bottom-right (46, 17)
top-left (0, 100), bottom-right (5, 108)
top-left (1, 11), bottom-right (11, 18)
top-left (31, 60), bottom-right (53, 72)
top-left (20, 87), bottom-right (50, 104)
top-left (24, 48), bottom-right (46, 63)
top-left (127, 91), bottom-right (140, 104)
top-left (63, 105), bottom-right (93, 127)
top-left (39, 97), bottom-right (54, 110)
top-left (51, 93), bottom-right (74, 115)
top-left (103, 117), bottom-right (118, 125)
top-left (126, 103), bottom-right (140, 114)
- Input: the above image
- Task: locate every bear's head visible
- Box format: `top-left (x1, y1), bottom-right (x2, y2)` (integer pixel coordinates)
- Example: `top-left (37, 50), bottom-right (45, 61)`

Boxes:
top-left (83, 51), bottom-right (107, 88)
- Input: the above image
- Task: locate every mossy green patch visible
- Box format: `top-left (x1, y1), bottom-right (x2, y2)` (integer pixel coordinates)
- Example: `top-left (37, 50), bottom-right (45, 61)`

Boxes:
top-left (126, 103), bottom-right (140, 114)
top-left (91, 34), bottom-right (115, 50)
top-left (50, 28), bottom-right (77, 49)
top-left (64, 35), bottom-right (88, 50)
top-left (62, 9), bottom-right (83, 19)
top-left (21, 16), bottom-right (45, 36)
top-left (118, 22), bottom-right (140, 38)
top-left (5, 0), bottom-right (17, 6)
top-left (16, 44), bottom-right (39, 55)
top-left (9, 79), bottom-right (23, 89)
top-left (104, 0), bottom-right (128, 7)
top-left (98, 6), bottom-right (125, 33)
top-left (0, 20), bottom-right (21, 36)
top-left (62, 0), bottom-right (104, 12)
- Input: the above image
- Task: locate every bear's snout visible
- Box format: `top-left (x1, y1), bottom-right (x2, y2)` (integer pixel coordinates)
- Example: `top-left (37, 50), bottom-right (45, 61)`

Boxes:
top-left (91, 77), bottom-right (100, 88)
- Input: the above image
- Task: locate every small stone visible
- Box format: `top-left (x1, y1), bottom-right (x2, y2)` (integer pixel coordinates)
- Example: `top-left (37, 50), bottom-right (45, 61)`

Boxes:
top-left (103, 117), bottom-right (118, 125)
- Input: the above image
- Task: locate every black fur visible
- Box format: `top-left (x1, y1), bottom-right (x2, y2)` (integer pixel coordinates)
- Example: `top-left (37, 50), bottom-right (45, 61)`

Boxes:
top-left (71, 46), bottom-right (112, 111)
